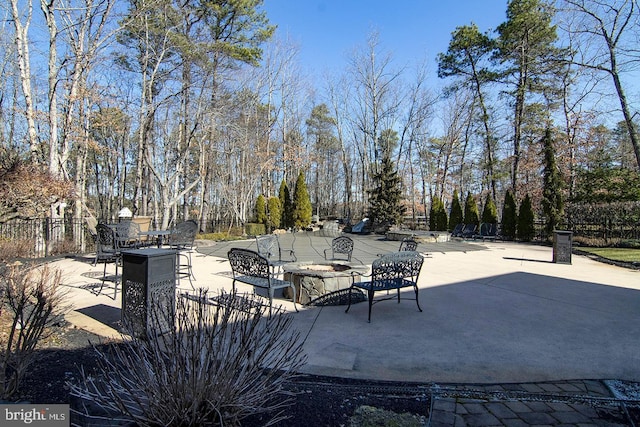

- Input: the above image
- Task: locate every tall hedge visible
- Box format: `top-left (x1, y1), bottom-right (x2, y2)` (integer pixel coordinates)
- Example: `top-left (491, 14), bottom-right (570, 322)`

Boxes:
top-left (279, 180), bottom-right (293, 229)
top-left (501, 190), bottom-right (517, 240)
top-left (517, 194), bottom-right (535, 241)
top-left (463, 192), bottom-right (479, 226)
top-left (448, 189), bottom-right (463, 231)
top-left (481, 195), bottom-right (498, 224)
top-left (429, 198), bottom-right (448, 231)
top-left (267, 196), bottom-right (281, 230)
top-left (292, 171), bottom-right (312, 229)
top-left (255, 194), bottom-right (267, 225)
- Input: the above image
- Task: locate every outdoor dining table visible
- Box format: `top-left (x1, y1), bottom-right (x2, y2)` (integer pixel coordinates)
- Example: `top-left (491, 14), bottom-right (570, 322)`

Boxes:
top-left (139, 230), bottom-right (171, 248)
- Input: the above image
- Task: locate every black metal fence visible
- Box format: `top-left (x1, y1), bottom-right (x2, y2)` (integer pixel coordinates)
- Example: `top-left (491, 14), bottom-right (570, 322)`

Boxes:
top-left (0, 218), bottom-right (93, 258)
top-left (1, 207), bottom-right (639, 260)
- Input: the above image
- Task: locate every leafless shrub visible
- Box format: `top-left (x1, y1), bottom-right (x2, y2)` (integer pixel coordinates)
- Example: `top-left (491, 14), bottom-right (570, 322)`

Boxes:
top-left (0, 239), bottom-right (33, 262)
top-left (70, 289), bottom-right (307, 426)
top-left (0, 263), bottom-right (66, 399)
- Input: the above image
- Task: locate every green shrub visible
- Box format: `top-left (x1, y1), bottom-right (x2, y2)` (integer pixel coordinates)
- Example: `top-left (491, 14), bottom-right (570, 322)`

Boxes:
top-left (429, 198), bottom-right (448, 231)
top-left (448, 190), bottom-right (463, 231)
top-left (245, 223), bottom-right (266, 237)
top-left (463, 192), bottom-right (479, 226)
top-left (267, 197), bottom-right (282, 230)
top-left (481, 195), bottom-right (498, 224)
top-left (517, 194), bottom-right (536, 241)
top-left (255, 194), bottom-right (267, 225)
top-left (501, 190), bottom-right (517, 240)
top-left (197, 233), bottom-right (244, 242)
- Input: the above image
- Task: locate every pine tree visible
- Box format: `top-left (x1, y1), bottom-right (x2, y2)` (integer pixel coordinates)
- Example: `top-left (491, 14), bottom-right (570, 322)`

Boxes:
top-left (481, 195), bottom-right (498, 224)
top-left (517, 193), bottom-right (535, 241)
top-left (463, 192), bottom-right (480, 226)
top-left (501, 190), bottom-right (517, 240)
top-left (448, 189), bottom-right (464, 231)
top-left (255, 194), bottom-right (267, 225)
top-left (367, 154), bottom-right (406, 230)
top-left (541, 127), bottom-right (563, 238)
top-left (279, 180), bottom-right (293, 229)
top-left (292, 171), bottom-right (312, 229)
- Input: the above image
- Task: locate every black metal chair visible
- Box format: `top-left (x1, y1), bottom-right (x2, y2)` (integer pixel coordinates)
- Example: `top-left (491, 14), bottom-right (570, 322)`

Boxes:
top-left (112, 221), bottom-right (141, 249)
top-left (169, 220), bottom-right (198, 289)
top-left (95, 223), bottom-right (122, 299)
top-left (255, 234), bottom-right (296, 275)
top-left (399, 237), bottom-right (418, 252)
top-left (345, 251), bottom-right (424, 322)
top-left (324, 236), bottom-right (354, 262)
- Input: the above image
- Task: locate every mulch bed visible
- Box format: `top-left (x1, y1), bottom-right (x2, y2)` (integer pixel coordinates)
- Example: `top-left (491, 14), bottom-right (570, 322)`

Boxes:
top-left (15, 323), bottom-right (431, 426)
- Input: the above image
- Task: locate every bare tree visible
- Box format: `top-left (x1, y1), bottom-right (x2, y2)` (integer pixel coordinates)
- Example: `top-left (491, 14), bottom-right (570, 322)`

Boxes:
top-left (561, 0), bottom-right (640, 170)
top-left (347, 31), bottom-right (403, 187)
top-left (9, 0), bottom-right (39, 162)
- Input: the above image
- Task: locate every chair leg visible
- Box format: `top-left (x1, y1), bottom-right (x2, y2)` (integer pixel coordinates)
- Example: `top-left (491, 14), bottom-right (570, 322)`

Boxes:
top-left (113, 258), bottom-right (120, 300)
top-left (176, 250), bottom-right (195, 290)
top-left (98, 260), bottom-right (108, 295)
top-left (367, 289), bottom-right (374, 323)
top-left (345, 286), bottom-right (354, 313)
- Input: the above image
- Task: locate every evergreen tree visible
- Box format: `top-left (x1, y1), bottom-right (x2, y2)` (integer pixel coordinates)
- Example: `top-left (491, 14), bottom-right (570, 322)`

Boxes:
top-left (448, 189), bottom-right (464, 231)
top-left (429, 198), bottom-right (448, 231)
top-left (267, 196), bottom-right (281, 231)
top-left (463, 192), bottom-right (480, 226)
top-left (495, 0), bottom-right (564, 193)
top-left (279, 180), bottom-right (293, 229)
top-left (481, 195), bottom-right (498, 224)
top-left (255, 194), bottom-right (266, 225)
top-left (517, 193), bottom-right (535, 241)
top-left (367, 154), bottom-right (406, 230)
top-left (501, 190), bottom-right (517, 240)
top-left (292, 171), bottom-right (312, 229)
top-left (541, 127), bottom-right (563, 238)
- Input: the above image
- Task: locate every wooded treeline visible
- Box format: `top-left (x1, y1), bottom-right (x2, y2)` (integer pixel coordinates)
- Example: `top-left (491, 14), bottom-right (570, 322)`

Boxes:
top-left (0, 0), bottom-right (638, 233)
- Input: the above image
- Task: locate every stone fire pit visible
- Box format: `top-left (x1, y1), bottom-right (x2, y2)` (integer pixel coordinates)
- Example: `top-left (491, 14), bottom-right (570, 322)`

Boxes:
top-left (283, 261), bottom-right (369, 305)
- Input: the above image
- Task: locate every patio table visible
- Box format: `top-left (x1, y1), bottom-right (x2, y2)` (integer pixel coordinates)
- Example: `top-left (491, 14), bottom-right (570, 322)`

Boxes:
top-left (139, 230), bottom-right (171, 248)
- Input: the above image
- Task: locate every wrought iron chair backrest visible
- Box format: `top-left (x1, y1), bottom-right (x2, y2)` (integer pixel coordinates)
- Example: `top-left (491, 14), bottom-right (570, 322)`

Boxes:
top-left (370, 251), bottom-right (424, 291)
top-left (169, 220), bottom-right (198, 248)
top-left (256, 234), bottom-right (281, 261)
top-left (399, 238), bottom-right (418, 252)
top-left (228, 248), bottom-right (271, 279)
top-left (112, 221), bottom-right (140, 247)
top-left (96, 223), bottom-right (120, 256)
top-left (332, 236), bottom-right (353, 256)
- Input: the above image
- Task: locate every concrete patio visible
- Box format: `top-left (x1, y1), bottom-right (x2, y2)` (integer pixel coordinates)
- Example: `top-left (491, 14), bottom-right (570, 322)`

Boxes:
top-left (56, 231), bottom-right (640, 385)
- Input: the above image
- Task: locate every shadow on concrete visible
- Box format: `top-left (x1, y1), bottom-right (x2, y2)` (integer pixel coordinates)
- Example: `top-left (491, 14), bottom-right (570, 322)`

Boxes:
top-left (76, 304), bottom-right (122, 331)
top-left (296, 271), bottom-right (640, 383)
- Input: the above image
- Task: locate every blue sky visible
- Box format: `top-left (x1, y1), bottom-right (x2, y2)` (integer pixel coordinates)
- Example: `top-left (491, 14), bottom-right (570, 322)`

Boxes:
top-left (262, 1), bottom-right (508, 79)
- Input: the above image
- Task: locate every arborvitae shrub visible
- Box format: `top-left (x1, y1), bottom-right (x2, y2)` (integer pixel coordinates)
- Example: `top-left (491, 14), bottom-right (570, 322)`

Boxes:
top-left (463, 192), bottom-right (480, 226)
top-left (501, 190), bottom-right (517, 240)
top-left (448, 189), bottom-right (463, 231)
top-left (429, 198), bottom-right (448, 231)
top-left (517, 194), bottom-right (535, 241)
top-left (481, 195), bottom-right (498, 224)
